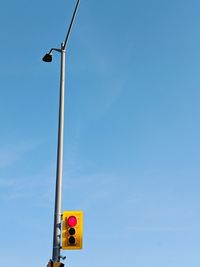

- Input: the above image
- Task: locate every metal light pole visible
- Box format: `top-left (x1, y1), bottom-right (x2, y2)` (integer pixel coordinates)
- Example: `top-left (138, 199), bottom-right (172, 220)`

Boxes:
top-left (42, 0), bottom-right (81, 264)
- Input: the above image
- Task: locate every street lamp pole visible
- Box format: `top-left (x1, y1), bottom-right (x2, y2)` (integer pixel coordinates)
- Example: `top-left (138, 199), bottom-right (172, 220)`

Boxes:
top-left (42, 0), bottom-right (81, 264)
top-left (52, 42), bottom-right (66, 263)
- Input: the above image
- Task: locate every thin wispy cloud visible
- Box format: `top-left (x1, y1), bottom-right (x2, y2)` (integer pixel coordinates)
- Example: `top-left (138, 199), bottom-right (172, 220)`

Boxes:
top-left (0, 139), bottom-right (42, 168)
top-left (0, 178), bottom-right (17, 188)
top-left (0, 144), bottom-right (55, 202)
top-left (128, 226), bottom-right (185, 232)
top-left (70, 30), bottom-right (130, 121)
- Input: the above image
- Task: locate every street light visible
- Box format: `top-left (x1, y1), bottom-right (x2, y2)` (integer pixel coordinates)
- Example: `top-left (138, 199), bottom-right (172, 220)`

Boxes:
top-left (42, 0), bottom-right (81, 265)
top-left (42, 53), bottom-right (52, 62)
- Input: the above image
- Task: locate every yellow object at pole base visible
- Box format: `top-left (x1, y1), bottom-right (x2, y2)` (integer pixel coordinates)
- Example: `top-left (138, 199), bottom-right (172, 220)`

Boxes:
top-left (47, 261), bottom-right (64, 267)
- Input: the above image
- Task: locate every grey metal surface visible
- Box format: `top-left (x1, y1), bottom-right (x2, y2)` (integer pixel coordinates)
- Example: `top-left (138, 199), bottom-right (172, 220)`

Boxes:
top-left (52, 43), bottom-right (66, 262)
top-left (64, 0), bottom-right (81, 49)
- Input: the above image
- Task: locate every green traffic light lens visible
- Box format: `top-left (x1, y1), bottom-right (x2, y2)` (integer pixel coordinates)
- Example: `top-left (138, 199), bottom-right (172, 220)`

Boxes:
top-left (68, 236), bottom-right (76, 244)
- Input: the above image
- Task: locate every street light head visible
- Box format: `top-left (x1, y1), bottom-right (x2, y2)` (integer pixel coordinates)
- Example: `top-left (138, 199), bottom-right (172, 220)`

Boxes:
top-left (42, 53), bottom-right (53, 62)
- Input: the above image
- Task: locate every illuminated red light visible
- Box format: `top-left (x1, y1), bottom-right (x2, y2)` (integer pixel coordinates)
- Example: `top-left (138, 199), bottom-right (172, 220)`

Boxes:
top-left (67, 216), bottom-right (77, 227)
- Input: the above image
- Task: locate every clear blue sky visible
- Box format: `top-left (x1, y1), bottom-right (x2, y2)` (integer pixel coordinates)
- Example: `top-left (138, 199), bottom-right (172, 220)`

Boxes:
top-left (0, 0), bottom-right (200, 266)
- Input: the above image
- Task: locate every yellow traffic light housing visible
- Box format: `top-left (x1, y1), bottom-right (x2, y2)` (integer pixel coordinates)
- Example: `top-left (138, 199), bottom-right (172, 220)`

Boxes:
top-left (62, 211), bottom-right (83, 250)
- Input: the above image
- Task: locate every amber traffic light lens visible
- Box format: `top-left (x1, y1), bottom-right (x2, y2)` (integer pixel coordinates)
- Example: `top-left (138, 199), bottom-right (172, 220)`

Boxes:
top-left (69, 228), bottom-right (76, 235)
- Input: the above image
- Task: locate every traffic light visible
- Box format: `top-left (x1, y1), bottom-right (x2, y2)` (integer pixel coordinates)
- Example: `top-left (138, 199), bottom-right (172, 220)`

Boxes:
top-left (62, 211), bottom-right (83, 250)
